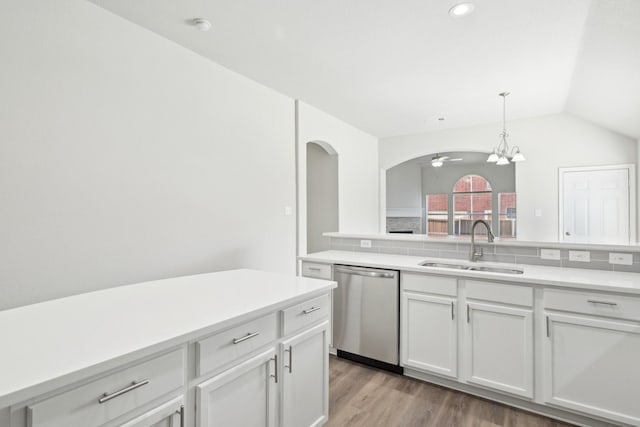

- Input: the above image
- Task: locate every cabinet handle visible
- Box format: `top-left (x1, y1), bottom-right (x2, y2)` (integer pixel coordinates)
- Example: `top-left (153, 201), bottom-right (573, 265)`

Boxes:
top-left (466, 304), bottom-right (470, 323)
top-left (587, 299), bottom-right (618, 307)
top-left (451, 302), bottom-right (455, 320)
top-left (98, 379), bottom-right (149, 404)
top-left (175, 404), bottom-right (185, 427)
top-left (271, 354), bottom-right (278, 383)
top-left (303, 306), bottom-right (321, 315)
top-left (284, 346), bottom-right (293, 373)
top-left (308, 267), bottom-right (321, 272)
top-left (546, 316), bottom-right (550, 338)
top-left (233, 331), bottom-right (260, 344)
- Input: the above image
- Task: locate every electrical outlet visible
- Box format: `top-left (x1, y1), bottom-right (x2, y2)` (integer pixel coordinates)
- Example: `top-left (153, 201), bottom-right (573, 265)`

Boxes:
top-left (360, 240), bottom-right (372, 248)
top-left (540, 249), bottom-right (560, 260)
top-left (609, 253), bottom-right (633, 265)
top-left (569, 250), bottom-right (590, 262)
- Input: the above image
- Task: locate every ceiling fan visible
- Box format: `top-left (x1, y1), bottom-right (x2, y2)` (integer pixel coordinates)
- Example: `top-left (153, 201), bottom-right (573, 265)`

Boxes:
top-left (431, 153), bottom-right (463, 168)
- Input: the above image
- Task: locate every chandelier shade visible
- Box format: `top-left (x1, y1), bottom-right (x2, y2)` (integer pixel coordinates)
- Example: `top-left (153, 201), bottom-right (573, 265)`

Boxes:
top-left (487, 92), bottom-right (525, 165)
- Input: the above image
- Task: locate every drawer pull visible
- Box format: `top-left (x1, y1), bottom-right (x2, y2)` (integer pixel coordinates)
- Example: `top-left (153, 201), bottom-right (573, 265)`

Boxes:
top-left (587, 299), bottom-right (618, 307)
top-left (308, 267), bottom-right (322, 272)
top-left (232, 331), bottom-right (260, 344)
top-left (98, 379), bottom-right (149, 404)
top-left (303, 306), bottom-right (321, 315)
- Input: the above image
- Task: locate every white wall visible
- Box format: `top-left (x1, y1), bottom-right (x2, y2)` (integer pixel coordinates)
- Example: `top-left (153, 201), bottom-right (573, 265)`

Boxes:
top-left (0, 0), bottom-right (296, 310)
top-left (380, 114), bottom-right (636, 242)
top-left (298, 102), bottom-right (379, 256)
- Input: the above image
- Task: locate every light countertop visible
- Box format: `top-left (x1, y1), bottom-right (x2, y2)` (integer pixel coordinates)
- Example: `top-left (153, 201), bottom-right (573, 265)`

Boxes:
top-left (0, 269), bottom-right (336, 408)
top-left (300, 250), bottom-right (640, 295)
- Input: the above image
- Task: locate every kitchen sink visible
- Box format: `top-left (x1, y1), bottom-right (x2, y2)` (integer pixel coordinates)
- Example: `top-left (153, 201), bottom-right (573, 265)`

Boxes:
top-left (419, 262), bottom-right (469, 270)
top-left (419, 261), bottom-right (524, 275)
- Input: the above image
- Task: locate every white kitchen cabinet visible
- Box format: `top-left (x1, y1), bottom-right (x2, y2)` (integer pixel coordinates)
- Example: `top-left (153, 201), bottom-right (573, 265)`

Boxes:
top-left (280, 321), bottom-right (329, 427)
top-left (0, 271), bottom-right (333, 427)
top-left (194, 294), bottom-right (331, 427)
top-left (119, 396), bottom-right (184, 427)
top-left (300, 262), bottom-right (334, 350)
top-left (464, 302), bottom-right (533, 398)
top-left (197, 348), bottom-right (278, 427)
top-left (27, 349), bottom-right (185, 427)
top-left (401, 291), bottom-right (457, 378)
top-left (543, 313), bottom-right (640, 426)
top-left (300, 262), bottom-right (332, 280)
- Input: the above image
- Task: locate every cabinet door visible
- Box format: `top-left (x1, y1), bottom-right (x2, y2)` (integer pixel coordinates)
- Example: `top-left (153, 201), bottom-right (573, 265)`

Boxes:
top-left (119, 396), bottom-right (184, 427)
top-left (544, 313), bottom-right (640, 425)
top-left (465, 302), bottom-right (533, 398)
top-left (401, 292), bottom-right (457, 378)
top-left (196, 348), bottom-right (277, 427)
top-left (281, 321), bottom-right (329, 427)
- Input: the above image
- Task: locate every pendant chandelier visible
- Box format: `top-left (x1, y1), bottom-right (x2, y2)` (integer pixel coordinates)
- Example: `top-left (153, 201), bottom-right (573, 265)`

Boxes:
top-left (487, 92), bottom-right (525, 165)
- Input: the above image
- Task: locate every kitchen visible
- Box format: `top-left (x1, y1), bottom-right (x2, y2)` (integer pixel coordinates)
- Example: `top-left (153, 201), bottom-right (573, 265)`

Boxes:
top-left (1, 0), bottom-right (639, 426)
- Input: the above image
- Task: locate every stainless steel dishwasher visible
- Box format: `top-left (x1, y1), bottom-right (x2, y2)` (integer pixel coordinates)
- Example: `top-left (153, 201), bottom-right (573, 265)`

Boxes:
top-left (333, 264), bottom-right (402, 373)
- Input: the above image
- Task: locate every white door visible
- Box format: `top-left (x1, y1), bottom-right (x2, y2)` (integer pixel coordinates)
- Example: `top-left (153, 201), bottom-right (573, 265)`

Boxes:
top-left (465, 302), bottom-right (533, 398)
top-left (560, 166), bottom-right (631, 244)
top-left (119, 397), bottom-right (184, 427)
top-left (196, 348), bottom-right (277, 427)
top-left (281, 322), bottom-right (329, 427)
top-left (401, 292), bottom-right (457, 378)
top-left (544, 313), bottom-right (640, 425)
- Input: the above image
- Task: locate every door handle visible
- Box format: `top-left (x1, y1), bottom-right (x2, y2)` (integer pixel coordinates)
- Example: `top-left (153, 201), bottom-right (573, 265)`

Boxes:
top-left (270, 354), bottom-right (278, 383)
top-left (176, 405), bottom-right (184, 427)
top-left (284, 346), bottom-right (293, 373)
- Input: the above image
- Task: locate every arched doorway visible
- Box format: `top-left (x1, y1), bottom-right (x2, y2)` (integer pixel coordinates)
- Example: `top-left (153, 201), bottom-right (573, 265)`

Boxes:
top-left (307, 141), bottom-right (339, 253)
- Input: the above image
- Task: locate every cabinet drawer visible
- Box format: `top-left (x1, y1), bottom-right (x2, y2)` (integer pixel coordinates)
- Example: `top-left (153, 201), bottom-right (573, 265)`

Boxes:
top-left (544, 289), bottom-right (640, 321)
top-left (301, 262), bottom-right (332, 280)
top-left (196, 312), bottom-right (278, 377)
top-left (27, 349), bottom-right (184, 427)
top-left (402, 272), bottom-right (457, 296)
top-left (466, 280), bottom-right (533, 307)
top-left (282, 294), bottom-right (330, 336)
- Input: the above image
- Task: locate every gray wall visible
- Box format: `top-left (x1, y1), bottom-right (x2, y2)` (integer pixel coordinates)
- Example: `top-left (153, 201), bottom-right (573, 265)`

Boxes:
top-left (307, 143), bottom-right (339, 253)
top-left (386, 161), bottom-right (422, 210)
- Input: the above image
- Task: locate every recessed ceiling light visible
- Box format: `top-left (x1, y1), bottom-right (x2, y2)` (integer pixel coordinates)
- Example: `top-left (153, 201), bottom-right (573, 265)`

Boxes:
top-left (193, 18), bottom-right (211, 32)
top-left (449, 3), bottom-right (475, 17)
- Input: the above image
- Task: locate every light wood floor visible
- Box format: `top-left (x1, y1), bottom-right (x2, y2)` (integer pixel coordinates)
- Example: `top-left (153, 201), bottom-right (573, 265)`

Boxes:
top-left (327, 356), bottom-right (575, 427)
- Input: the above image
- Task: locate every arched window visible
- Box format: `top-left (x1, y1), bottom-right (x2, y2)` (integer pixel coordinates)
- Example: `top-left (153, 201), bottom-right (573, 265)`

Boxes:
top-left (453, 175), bottom-right (492, 236)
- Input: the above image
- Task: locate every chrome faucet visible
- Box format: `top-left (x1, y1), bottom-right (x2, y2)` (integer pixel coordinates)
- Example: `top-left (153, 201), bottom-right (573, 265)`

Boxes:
top-left (470, 219), bottom-right (495, 262)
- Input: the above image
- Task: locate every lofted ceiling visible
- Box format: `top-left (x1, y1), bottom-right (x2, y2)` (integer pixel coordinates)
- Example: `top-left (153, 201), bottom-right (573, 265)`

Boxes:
top-left (87, 0), bottom-right (640, 139)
